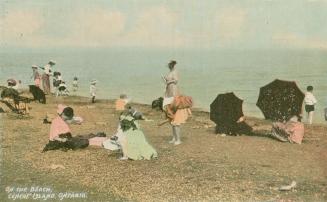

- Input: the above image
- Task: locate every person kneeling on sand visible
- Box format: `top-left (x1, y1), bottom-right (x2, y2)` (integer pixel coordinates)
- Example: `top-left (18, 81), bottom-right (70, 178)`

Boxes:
top-left (103, 112), bottom-right (157, 160)
top-left (270, 115), bottom-right (304, 144)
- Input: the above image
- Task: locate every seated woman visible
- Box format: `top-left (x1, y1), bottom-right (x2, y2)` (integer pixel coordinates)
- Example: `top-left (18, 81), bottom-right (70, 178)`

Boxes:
top-left (43, 105), bottom-right (89, 152)
top-left (215, 116), bottom-right (253, 136)
top-left (103, 112), bottom-right (157, 160)
top-left (270, 115), bottom-right (304, 144)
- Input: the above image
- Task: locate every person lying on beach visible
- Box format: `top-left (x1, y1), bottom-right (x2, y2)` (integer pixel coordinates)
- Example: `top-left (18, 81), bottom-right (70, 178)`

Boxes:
top-left (103, 112), bottom-right (157, 160)
top-left (215, 116), bottom-right (253, 136)
top-left (269, 115), bottom-right (304, 144)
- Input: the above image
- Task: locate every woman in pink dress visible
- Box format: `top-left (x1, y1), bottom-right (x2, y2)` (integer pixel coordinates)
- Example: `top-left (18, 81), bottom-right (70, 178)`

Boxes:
top-left (31, 65), bottom-right (41, 87)
top-left (270, 115), bottom-right (304, 144)
top-left (43, 105), bottom-right (75, 152)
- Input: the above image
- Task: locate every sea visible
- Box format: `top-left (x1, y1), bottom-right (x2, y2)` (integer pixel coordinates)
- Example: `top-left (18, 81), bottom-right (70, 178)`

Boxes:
top-left (0, 48), bottom-right (326, 123)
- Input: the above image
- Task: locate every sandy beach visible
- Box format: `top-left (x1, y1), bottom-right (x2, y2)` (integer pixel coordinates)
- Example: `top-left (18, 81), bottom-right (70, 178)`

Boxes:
top-left (0, 95), bottom-right (326, 201)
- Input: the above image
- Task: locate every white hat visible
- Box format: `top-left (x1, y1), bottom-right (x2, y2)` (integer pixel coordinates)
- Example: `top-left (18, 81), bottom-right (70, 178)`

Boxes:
top-left (32, 65), bottom-right (38, 68)
top-left (90, 79), bottom-right (97, 84)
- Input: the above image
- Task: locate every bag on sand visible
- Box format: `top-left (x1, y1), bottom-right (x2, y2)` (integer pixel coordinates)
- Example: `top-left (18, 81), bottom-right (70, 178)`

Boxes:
top-left (324, 108), bottom-right (327, 121)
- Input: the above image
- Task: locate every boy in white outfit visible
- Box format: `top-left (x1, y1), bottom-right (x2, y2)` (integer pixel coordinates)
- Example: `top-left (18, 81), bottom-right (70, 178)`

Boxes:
top-left (90, 80), bottom-right (97, 103)
top-left (304, 85), bottom-right (317, 124)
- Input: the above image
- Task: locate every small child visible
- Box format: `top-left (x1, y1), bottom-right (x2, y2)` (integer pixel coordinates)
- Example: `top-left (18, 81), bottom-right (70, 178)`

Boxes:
top-left (90, 79), bottom-right (97, 103)
top-left (115, 94), bottom-right (129, 111)
top-left (57, 81), bottom-right (69, 96)
top-left (72, 77), bottom-right (78, 92)
top-left (304, 85), bottom-right (317, 124)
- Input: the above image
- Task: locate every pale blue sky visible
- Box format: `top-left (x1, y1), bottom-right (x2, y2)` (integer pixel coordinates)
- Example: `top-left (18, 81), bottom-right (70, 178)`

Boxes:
top-left (1, 0), bottom-right (327, 49)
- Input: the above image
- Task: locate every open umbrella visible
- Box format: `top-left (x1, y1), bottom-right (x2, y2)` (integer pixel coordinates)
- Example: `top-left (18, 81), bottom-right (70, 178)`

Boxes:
top-left (210, 92), bottom-right (244, 125)
top-left (256, 79), bottom-right (304, 122)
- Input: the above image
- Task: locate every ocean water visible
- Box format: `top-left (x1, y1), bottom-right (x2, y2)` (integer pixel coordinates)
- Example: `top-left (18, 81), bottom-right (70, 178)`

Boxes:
top-left (0, 48), bottom-right (326, 123)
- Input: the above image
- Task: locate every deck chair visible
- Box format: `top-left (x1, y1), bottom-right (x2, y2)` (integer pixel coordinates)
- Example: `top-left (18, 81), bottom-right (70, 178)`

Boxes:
top-left (1, 88), bottom-right (30, 114)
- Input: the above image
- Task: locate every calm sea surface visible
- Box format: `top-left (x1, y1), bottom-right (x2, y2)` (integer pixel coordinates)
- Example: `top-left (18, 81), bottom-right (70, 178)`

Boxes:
top-left (0, 48), bottom-right (326, 123)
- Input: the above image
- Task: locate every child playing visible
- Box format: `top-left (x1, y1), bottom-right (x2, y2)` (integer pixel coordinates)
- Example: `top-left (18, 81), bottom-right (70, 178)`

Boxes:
top-left (57, 81), bottom-right (69, 96)
top-left (90, 79), bottom-right (97, 103)
top-left (72, 77), bottom-right (78, 92)
top-left (304, 85), bottom-right (317, 124)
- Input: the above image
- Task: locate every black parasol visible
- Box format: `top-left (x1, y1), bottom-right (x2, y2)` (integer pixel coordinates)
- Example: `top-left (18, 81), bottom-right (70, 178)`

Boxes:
top-left (210, 92), bottom-right (244, 125)
top-left (256, 79), bottom-right (304, 122)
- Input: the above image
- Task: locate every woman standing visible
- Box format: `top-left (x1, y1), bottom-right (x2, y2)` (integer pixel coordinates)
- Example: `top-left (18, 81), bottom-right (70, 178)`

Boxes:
top-left (163, 60), bottom-right (179, 97)
top-left (31, 65), bottom-right (41, 87)
top-left (40, 60), bottom-right (55, 94)
top-left (162, 60), bottom-right (192, 145)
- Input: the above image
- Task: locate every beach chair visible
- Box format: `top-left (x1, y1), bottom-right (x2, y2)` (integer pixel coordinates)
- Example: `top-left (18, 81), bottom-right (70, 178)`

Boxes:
top-left (1, 88), bottom-right (30, 114)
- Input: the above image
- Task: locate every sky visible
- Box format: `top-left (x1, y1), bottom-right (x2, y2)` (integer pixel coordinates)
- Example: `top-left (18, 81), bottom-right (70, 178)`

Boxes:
top-left (1, 0), bottom-right (327, 50)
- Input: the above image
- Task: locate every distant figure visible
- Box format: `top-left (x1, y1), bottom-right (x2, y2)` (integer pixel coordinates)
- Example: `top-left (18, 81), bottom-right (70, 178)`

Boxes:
top-left (31, 65), bottom-right (41, 87)
top-left (56, 81), bottom-right (69, 97)
top-left (115, 94), bottom-right (129, 111)
top-left (215, 116), bottom-right (253, 136)
top-left (40, 60), bottom-right (55, 94)
top-left (162, 60), bottom-right (179, 98)
top-left (304, 86), bottom-right (317, 124)
top-left (72, 77), bottom-right (78, 92)
top-left (270, 115), bottom-right (304, 144)
top-left (90, 79), bottom-right (97, 103)
top-left (53, 72), bottom-right (62, 96)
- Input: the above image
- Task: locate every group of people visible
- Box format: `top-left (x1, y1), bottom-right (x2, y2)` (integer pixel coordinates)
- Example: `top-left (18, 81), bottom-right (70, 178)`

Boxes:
top-left (42, 59), bottom-right (193, 160)
top-left (2, 58), bottom-right (323, 161)
top-left (214, 85), bottom-right (319, 145)
top-left (31, 60), bottom-right (80, 97)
